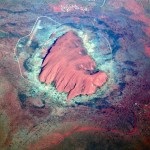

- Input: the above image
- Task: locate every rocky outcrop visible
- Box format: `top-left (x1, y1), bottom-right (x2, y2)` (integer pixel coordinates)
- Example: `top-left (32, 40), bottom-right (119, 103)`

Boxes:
top-left (39, 31), bottom-right (107, 100)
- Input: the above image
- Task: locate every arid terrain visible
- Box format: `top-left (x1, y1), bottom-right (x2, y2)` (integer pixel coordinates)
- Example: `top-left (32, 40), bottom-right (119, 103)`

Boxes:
top-left (0, 0), bottom-right (150, 149)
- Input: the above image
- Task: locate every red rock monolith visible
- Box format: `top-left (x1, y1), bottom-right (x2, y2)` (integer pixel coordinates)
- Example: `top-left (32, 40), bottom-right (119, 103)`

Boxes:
top-left (39, 31), bottom-right (107, 100)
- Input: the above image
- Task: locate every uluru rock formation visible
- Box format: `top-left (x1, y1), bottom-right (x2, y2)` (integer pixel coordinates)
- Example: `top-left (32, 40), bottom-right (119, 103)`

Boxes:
top-left (39, 31), bottom-right (107, 100)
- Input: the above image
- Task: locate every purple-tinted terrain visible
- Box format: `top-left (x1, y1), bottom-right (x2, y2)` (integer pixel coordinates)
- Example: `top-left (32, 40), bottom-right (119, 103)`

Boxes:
top-left (0, 0), bottom-right (150, 149)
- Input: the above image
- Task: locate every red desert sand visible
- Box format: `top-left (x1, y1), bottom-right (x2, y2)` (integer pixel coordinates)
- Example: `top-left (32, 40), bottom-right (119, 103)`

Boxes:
top-left (39, 31), bottom-right (107, 100)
